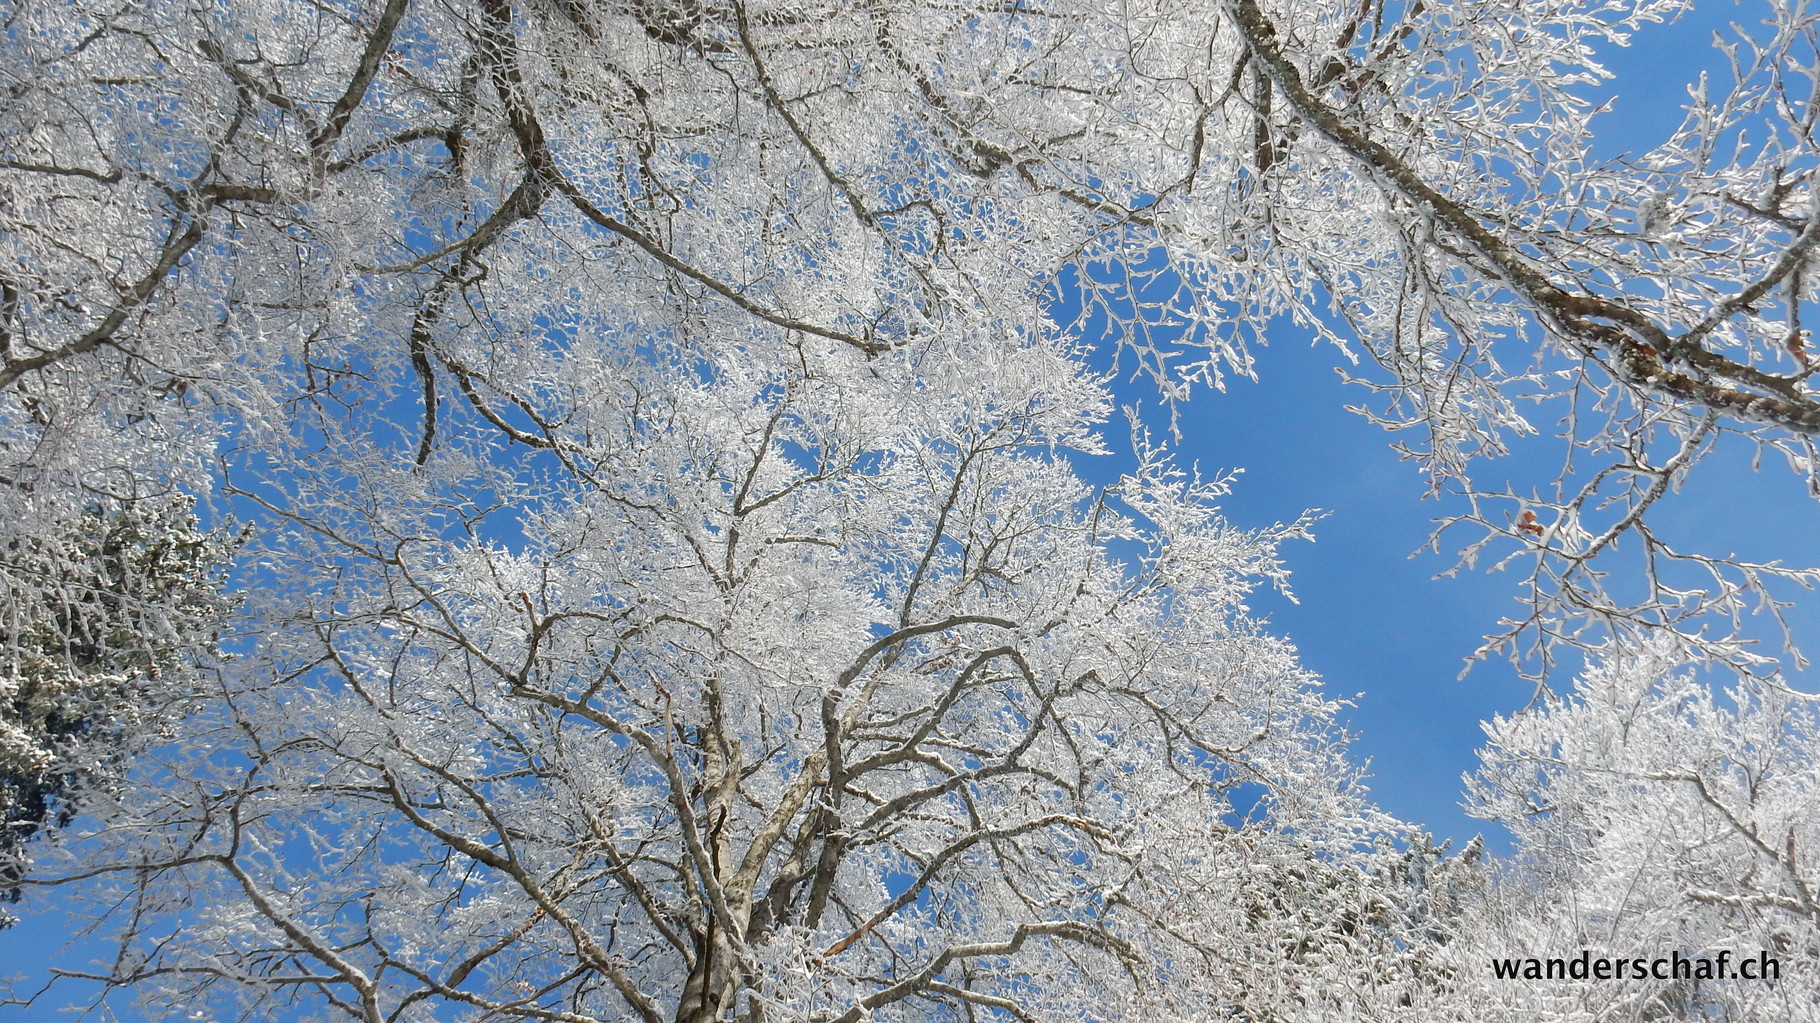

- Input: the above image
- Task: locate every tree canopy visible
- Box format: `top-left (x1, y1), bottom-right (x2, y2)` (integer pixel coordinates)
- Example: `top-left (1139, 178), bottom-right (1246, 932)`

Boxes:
top-left (5, 0), bottom-right (1820, 1018)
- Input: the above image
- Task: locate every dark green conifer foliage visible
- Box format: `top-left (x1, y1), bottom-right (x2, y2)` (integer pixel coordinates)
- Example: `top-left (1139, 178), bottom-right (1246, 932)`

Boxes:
top-left (0, 500), bottom-right (226, 919)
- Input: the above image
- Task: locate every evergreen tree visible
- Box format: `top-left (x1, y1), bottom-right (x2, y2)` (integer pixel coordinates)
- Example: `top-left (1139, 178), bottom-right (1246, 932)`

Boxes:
top-left (1, 500), bottom-right (226, 919)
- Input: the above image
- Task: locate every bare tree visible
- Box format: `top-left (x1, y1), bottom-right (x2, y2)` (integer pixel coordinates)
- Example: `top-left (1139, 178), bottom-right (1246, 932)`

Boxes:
top-left (1456, 642), bottom-right (1820, 1019)
top-left (9, 0), bottom-right (1820, 684)
top-left (24, 334), bottom-right (1433, 1021)
top-left (1212, 0), bottom-right (1820, 679)
top-left (8, 0), bottom-right (1820, 1016)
